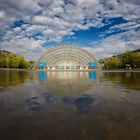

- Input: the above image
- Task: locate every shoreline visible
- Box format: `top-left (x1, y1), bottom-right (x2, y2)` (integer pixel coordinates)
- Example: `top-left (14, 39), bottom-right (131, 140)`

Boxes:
top-left (0, 68), bottom-right (140, 72)
top-left (101, 69), bottom-right (140, 72)
top-left (0, 68), bottom-right (31, 71)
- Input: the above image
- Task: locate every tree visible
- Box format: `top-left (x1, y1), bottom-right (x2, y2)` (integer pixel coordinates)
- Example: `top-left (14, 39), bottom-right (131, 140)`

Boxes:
top-left (17, 55), bottom-right (29, 69)
top-left (121, 51), bottom-right (133, 68)
top-left (99, 50), bottom-right (140, 69)
top-left (132, 52), bottom-right (140, 68)
top-left (104, 56), bottom-right (121, 69)
top-left (0, 50), bottom-right (29, 69)
top-left (29, 61), bottom-right (35, 69)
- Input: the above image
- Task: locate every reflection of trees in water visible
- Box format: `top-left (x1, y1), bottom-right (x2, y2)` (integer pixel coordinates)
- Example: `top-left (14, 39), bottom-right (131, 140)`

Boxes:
top-left (102, 72), bottom-right (140, 90)
top-left (0, 70), bottom-right (29, 88)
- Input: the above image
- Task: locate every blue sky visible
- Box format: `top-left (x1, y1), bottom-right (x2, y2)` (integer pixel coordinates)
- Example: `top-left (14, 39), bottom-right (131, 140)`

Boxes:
top-left (0, 0), bottom-right (140, 60)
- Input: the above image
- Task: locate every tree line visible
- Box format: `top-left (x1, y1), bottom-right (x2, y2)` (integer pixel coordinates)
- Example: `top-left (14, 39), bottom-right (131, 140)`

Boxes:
top-left (0, 50), bottom-right (29, 69)
top-left (99, 51), bottom-right (140, 69)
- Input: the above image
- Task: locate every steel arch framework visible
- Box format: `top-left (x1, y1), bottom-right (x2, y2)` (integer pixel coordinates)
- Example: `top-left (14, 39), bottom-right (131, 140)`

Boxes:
top-left (33, 44), bottom-right (99, 70)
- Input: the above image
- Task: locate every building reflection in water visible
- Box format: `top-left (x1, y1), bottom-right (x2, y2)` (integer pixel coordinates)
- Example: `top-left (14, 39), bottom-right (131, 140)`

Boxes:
top-left (38, 71), bottom-right (47, 80)
top-left (38, 71), bottom-right (96, 81)
top-left (37, 71), bottom-right (97, 96)
top-left (1, 70), bottom-right (140, 140)
top-left (89, 71), bottom-right (96, 80)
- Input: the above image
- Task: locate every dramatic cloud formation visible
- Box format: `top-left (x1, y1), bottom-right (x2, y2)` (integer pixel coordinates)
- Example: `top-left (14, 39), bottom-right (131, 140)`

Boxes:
top-left (0, 0), bottom-right (140, 59)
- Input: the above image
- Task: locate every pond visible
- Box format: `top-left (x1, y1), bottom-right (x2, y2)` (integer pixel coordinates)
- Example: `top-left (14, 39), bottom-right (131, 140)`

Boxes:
top-left (0, 70), bottom-right (140, 140)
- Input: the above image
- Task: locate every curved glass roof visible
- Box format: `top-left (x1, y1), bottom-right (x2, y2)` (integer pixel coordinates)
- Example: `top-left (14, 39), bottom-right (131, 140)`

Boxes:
top-left (34, 44), bottom-right (97, 68)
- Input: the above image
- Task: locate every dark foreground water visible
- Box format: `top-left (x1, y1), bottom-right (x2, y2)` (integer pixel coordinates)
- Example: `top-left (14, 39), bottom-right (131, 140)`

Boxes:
top-left (0, 70), bottom-right (140, 140)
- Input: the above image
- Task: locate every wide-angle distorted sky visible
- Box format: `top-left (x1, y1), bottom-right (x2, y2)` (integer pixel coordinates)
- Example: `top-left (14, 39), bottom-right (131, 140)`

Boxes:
top-left (0, 0), bottom-right (140, 60)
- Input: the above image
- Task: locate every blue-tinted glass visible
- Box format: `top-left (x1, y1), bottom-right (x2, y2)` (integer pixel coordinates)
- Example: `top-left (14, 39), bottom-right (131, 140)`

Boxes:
top-left (38, 71), bottom-right (47, 80)
top-left (89, 62), bottom-right (96, 67)
top-left (89, 71), bottom-right (96, 80)
top-left (38, 61), bottom-right (46, 67)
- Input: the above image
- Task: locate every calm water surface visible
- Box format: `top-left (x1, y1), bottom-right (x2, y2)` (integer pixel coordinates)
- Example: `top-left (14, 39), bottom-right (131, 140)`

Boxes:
top-left (0, 70), bottom-right (140, 140)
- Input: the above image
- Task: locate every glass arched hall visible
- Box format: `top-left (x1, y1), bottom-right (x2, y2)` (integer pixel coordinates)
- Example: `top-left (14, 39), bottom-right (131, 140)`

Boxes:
top-left (33, 45), bottom-right (99, 70)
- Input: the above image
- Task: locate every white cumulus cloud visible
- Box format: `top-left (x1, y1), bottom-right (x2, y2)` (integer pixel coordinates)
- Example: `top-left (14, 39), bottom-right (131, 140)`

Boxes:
top-left (0, 0), bottom-right (139, 60)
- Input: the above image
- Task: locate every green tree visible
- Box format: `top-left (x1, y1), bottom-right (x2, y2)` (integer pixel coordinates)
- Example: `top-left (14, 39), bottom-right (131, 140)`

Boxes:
top-left (121, 51), bottom-right (133, 68)
top-left (8, 54), bottom-right (18, 68)
top-left (29, 61), bottom-right (35, 69)
top-left (132, 52), bottom-right (140, 68)
top-left (0, 50), bottom-right (29, 69)
top-left (104, 56), bottom-right (121, 69)
top-left (17, 55), bottom-right (29, 69)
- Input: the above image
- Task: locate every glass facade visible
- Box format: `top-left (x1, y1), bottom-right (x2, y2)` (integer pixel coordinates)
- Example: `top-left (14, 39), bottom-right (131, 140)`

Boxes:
top-left (34, 45), bottom-right (98, 70)
top-left (89, 61), bottom-right (96, 68)
top-left (38, 61), bottom-right (46, 67)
